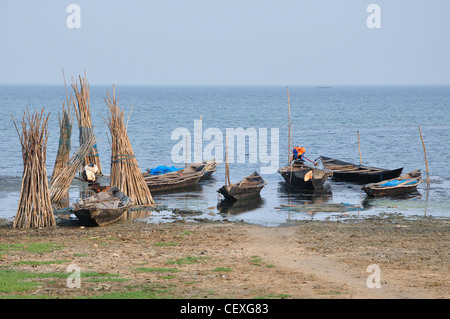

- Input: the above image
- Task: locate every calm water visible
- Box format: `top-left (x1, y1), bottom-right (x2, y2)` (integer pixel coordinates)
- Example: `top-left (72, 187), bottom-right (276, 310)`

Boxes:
top-left (0, 85), bottom-right (449, 226)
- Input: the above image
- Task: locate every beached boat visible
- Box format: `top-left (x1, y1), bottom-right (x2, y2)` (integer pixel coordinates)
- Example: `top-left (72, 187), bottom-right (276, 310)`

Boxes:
top-left (143, 165), bottom-right (203, 193)
top-left (319, 156), bottom-right (403, 183)
top-left (217, 172), bottom-right (266, 201)
top-left (278, 163), bottom-right (332, 189)
top-left (361, 169), bottom-right (422, 197)
top-left (73, 186), bottom-right (132, 226)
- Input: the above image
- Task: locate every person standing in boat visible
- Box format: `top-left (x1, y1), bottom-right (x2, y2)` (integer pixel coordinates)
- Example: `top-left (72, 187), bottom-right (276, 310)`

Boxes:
top-left (291, 146), bottom-right (306, 164)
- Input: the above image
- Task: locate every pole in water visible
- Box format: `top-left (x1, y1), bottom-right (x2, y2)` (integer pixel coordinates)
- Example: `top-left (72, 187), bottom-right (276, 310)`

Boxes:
top-left (287, 86), bottom-right (291, 164)
top-left (418, 125), bottom-right (430, 187)
top-left (357, 130), bottom-right (362, 165)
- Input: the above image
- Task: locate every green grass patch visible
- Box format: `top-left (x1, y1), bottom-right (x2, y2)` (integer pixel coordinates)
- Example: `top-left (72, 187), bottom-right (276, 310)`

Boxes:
top-left (0, 269), bottom-right (40, 293)
top-left (0, 243), bottom-right (64, 254)
top-left (89, 283), bottom-right (173, 299)
top-left (14, 259), bottom-right (71, 266)
top-left (166, 256), bottom-right (209, 265)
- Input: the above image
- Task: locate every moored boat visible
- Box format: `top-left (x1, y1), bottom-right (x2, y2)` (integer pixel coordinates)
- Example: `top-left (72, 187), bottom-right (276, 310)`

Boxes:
top-left (143, 165), bottom-right (203, 193)
top-left (73, 186), bottom-right (132, 226)
top-left (217, 171), bottom-right (266, 201)
top-left (361, 169), bottom-right (422, 197)
top-left (319, 156), bottom-right (403, 183)
top-left (278, 163), bottom-right (332, 189)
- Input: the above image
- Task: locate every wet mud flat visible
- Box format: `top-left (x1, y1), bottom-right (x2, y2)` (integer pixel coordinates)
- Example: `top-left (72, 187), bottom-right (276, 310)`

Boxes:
top-left (0, 215), bottom-right (448, 299)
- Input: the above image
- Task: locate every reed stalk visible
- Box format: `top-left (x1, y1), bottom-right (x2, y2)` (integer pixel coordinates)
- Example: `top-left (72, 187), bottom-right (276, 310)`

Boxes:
top-left (104, 85), bottom-right (154, 205)
top-left (11, 108), bottom-right (55, 228)
top-left (49, 134), bottom-right (96, 202)
top-left (51, 101), bottom-right (73, 182)
top-left (71, 74), bottom-right (102, 173)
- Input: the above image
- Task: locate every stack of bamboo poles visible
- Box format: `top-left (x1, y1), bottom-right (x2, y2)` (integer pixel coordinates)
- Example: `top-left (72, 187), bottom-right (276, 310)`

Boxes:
top-left (71, 74), bottom-right (102, 173)
top-left (104, 86), bottom-right (154, 205)
top-left (12, 108), bottom-right (55, 228)
top-left (51, 102), bottom-right (73, 182)
top-left (50, 134), bottom-right (96, 203)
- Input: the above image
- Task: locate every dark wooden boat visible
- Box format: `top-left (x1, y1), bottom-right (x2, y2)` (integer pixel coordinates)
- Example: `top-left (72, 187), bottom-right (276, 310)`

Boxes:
top-left (143, 165), bottom-right (203, 193)
top-left (73, 186), bottom-right (132, 226)
top-left (361, 169), bottom-right (422, 197)
top-left (218, 172), bottom-right (266, 201)
top-left (278, 163), bottom-right (332, 189)
top-left (189, 159), bottom-right (217, 178)
top-left (319, 156), bottom-right (403, 183)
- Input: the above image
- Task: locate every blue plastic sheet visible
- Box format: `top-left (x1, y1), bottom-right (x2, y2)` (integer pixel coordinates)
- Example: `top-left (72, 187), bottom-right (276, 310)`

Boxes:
top-left (146, 165), bottom-right (182, 175)
top-left (379, 179), bottom-right (415, 187)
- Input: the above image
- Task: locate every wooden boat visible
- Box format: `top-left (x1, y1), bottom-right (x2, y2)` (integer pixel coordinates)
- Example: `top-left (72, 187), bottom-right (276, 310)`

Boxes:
top-left (320, 156), bottom-right (403, 183)
top-left (73, 186), bottom-right (132, 226)
top-left (188, 159), bottom-right (217, 178)
top-left (218, 172), bottom-right (266, 201)
top-left (278, 163), bottom-right (332, 189)
top-left (361, 169), bottom-right (422, 197)
top-left (143, 165), bottom-right (203, 193)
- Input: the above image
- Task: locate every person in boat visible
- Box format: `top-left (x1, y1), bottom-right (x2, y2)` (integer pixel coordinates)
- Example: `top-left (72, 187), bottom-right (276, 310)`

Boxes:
top-left (81, 163), bottom-right (99, 184)
top-left (291, 146), bottom-right (306, 164)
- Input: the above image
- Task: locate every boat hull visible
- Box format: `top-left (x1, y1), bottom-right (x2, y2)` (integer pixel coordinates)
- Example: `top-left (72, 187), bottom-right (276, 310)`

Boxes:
top-left (278, 166), bottom-right (330, 189)
top-left (218, 184), bottom-right (265, 201)
top-left (362, 170), bottom-right (422, 197)
top-left (74, 208), bottom-right (126, 227)
top-left (320, 156), bottom-right (403, 183)
top-left (144, 172), bottom-right (203, 193)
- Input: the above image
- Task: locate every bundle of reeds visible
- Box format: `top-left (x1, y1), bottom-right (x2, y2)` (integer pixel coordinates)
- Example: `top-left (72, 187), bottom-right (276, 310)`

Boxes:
top-left (12, 108), bottom-right (55, 228)
top-left (104, 86), bottom-right (154, 205)
top-left (50, 133), bottom-right (96, 202)
top-left (71, 74), bottom-right (102, 173)
top-left (51, 101), bottom-right (73, 182)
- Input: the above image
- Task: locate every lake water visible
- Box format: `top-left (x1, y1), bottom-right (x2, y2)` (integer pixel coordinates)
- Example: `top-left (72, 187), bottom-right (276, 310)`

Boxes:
top-left (0, 84), bottom-right (449, 226)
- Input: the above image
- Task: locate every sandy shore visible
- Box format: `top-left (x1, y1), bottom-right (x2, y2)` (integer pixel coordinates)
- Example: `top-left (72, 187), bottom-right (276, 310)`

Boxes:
top-left (0, 215), bottom-right (448, 299)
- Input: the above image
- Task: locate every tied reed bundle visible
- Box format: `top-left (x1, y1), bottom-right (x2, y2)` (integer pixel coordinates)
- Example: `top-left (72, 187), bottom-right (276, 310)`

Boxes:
top-left (71, 74), bottom-right (102, 173)
top-left (11, 108), bottom-right (55, 228)
top-left (50, 133), bottom-right (96, 202)
top-left (104, 86), bottom-right (154, 205)
top-left (51, 102), bottom-right (73, 182)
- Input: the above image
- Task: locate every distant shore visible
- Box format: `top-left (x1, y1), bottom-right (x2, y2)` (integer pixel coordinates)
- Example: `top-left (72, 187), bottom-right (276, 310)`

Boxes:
top-left (0, 215), bottom-right (448, 299)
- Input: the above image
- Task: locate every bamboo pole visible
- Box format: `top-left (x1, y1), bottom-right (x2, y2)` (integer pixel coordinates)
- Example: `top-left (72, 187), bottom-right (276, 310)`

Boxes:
top-left (357, 130), bottom-right (362, 165)
top-left (185, 134), bottom-right (188, 168)
top-left (225, 134), bottom-right (231, 186)
top-left (50, 134), bottom-right (96, 202)
top-left (287, 86), bottom-right (291, 164)
top-left (71, 74), bottom-right (102, 173)
top-left (418, 125), bottom-right (430, 187)
top-left (104, 85), bottom-right (154, 205)
top-left (197, 114), bottom-right (202, 163)
top-left (12, 108), bottom-right (55, 228)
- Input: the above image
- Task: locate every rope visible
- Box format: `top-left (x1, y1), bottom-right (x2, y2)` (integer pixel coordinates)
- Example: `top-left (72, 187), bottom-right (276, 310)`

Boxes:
top-left (111, 154), bottom-right (138, 166)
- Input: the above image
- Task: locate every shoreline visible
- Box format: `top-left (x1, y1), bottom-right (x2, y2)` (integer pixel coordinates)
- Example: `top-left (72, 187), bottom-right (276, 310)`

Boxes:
top-left (0, 214), bottom-right (448, 299)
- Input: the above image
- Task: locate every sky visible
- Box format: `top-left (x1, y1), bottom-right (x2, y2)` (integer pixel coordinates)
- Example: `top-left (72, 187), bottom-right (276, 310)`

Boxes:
top-left (0, 0), bottom-right (449, 86)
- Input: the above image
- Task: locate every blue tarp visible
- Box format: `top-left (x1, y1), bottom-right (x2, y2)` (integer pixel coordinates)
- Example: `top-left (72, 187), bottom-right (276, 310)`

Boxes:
top-left (146, 165), bottom-right (182, 175)
top-left (379, 179), bottom-right (416, 187)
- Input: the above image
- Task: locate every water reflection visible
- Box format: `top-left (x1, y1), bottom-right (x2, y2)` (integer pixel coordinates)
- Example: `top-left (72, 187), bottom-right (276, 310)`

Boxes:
top-left (361, 190), bottom-right (423, 210)
top-left (277, 181), bottom-right (333, 205)
top-left (217, 195), bottom-right (265, 215)
top-left (122, 210), bottom-right (153, 221)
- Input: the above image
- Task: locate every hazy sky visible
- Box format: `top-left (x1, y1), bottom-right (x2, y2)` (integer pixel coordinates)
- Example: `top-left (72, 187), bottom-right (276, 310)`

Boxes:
top-left (0, 0), bottom-right (449, 85)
